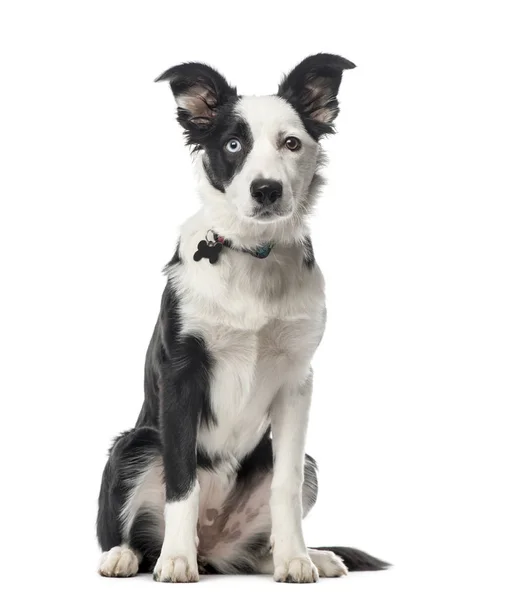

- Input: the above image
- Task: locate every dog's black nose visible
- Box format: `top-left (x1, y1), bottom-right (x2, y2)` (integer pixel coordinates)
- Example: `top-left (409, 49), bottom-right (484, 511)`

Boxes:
top-left (250, 179), bottom-right (283, 205)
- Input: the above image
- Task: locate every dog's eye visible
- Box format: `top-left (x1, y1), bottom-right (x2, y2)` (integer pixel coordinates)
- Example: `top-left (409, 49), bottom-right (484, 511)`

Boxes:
top-left (285, 136), bottom-right (301, 151)
top-left (225, 138), bottom-right (242, 153)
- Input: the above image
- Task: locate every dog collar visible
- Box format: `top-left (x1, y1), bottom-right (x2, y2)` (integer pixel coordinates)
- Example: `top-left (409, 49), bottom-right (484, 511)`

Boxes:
top-left (193, 230), bottom-right (274, 265)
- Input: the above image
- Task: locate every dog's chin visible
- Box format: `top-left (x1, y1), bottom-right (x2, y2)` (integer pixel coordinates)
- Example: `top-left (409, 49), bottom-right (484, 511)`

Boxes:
top-left (244, 206), bottom-right (294, 224)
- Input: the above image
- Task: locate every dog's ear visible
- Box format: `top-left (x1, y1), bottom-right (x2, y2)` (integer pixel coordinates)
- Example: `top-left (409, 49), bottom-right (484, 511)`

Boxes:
top-left (155, 63), bottom-right (237, 138)
top-left (278, 53), bottom-right (356, 138)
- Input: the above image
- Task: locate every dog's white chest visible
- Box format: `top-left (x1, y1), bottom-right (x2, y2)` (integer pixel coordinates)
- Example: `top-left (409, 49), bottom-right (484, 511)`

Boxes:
top-left (197, 312), bottom-right (324, 459)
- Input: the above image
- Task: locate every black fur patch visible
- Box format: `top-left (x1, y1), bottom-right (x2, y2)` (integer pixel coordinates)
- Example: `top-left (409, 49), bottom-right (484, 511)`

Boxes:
top-left (137, 284), bottom-right (215, 429)
top-left (129, 507), bottom-right (163, 573)
top-left (311, 547), bottom-right (391, 571)
top-left (136, 284), bottom-right (215, 500)
top-left (302, 236), bottom-right (316, 269)
top-left (201, 114), bottom-right (253, 192)
top-left (236, 431), bottom-right (273, 482)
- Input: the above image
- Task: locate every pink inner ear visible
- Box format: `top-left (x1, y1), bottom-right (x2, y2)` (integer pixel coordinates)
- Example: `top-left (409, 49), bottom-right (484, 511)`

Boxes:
top-left (304, 76), bottom-right (336, 123)
top-left (176, 85), bottom-right (217, 120)
top-left (309, 104), bottom-right (336, 123)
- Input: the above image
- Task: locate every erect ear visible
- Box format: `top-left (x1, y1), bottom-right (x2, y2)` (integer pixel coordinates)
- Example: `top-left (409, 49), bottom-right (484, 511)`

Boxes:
top-left (155, 62), bottom-right (237, 138)
top-left (278, 53), bottom-right (356, 138)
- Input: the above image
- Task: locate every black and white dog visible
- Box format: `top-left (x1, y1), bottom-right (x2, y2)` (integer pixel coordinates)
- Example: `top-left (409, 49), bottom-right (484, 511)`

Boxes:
top-left (97, 54), bottom-right (388, 583)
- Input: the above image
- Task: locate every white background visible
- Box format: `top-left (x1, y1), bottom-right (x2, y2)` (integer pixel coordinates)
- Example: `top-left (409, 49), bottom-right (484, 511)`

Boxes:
top-left (1, 1), bottom-right (519, 598)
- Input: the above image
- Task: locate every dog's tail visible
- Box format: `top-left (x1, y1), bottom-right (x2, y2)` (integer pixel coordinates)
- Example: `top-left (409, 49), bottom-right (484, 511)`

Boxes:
top-left (311, 546), bottom-right (391, 571)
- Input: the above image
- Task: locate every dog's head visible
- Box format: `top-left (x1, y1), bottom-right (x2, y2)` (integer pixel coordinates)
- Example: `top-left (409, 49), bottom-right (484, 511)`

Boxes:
top-left (156, 54), bottom-right (355, 227)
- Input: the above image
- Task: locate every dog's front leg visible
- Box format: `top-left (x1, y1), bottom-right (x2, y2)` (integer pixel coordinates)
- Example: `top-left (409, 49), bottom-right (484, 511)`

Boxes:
top-left (269, 371), bottom-right (318, 583)
top-left (153, 365), bottom-right (202, 583)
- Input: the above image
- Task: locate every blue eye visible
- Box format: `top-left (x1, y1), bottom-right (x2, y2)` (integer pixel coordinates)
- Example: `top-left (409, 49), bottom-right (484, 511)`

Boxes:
top-left (225, 138), bottom-right (242, 153)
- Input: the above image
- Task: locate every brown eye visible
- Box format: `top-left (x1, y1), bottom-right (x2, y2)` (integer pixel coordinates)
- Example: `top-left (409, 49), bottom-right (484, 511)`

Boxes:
top-left (285, 136), bottom-right (301, 151)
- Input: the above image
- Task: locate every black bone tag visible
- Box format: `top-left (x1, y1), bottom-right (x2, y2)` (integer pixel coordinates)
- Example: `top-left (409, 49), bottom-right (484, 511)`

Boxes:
top-left (193, 240), bottom-right (224, 264)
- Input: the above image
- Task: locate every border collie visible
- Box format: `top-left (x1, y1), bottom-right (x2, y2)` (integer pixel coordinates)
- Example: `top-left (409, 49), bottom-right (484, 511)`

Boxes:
top-left (97, 53), bottom-right (389, 583)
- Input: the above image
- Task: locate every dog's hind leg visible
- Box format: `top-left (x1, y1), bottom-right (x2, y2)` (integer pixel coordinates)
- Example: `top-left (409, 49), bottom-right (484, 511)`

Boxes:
top-left (307, 549), bottom-right (348, 577)
top-left (255, 549), bottom-right (347, 577)
top-left (97, 427), bottom-right (165, 576)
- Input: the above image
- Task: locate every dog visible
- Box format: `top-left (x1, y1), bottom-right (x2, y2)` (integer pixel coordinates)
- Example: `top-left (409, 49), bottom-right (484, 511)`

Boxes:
top-left (97, 53), bottom-right (389, 583)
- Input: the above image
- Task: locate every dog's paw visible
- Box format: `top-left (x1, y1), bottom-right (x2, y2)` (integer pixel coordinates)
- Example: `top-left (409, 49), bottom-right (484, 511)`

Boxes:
top-left (98, 546), bottom-right (139, 577)
top-left (274, 556), bottom-right (319, 583)
top-left (153, 555), bottom-right (199, 583)
top-left (311, 550), bottom-right (348, 577)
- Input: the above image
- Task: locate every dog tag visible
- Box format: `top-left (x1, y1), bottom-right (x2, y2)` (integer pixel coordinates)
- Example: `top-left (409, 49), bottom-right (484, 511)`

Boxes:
top-left (193, 239), bottom-right (224, 264)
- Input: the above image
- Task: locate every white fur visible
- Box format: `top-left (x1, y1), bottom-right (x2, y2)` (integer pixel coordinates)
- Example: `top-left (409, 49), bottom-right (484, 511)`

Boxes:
top-left (273, 556), bottom-right (319, 583)
top-left (154, 483), bottom-right (200, 582)
top-left (120, 458), bottom-right (165, 539)
top-left (308, 549), bottom-right (349, 577)
top-left (98, 545), bottom-right (139, 577)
